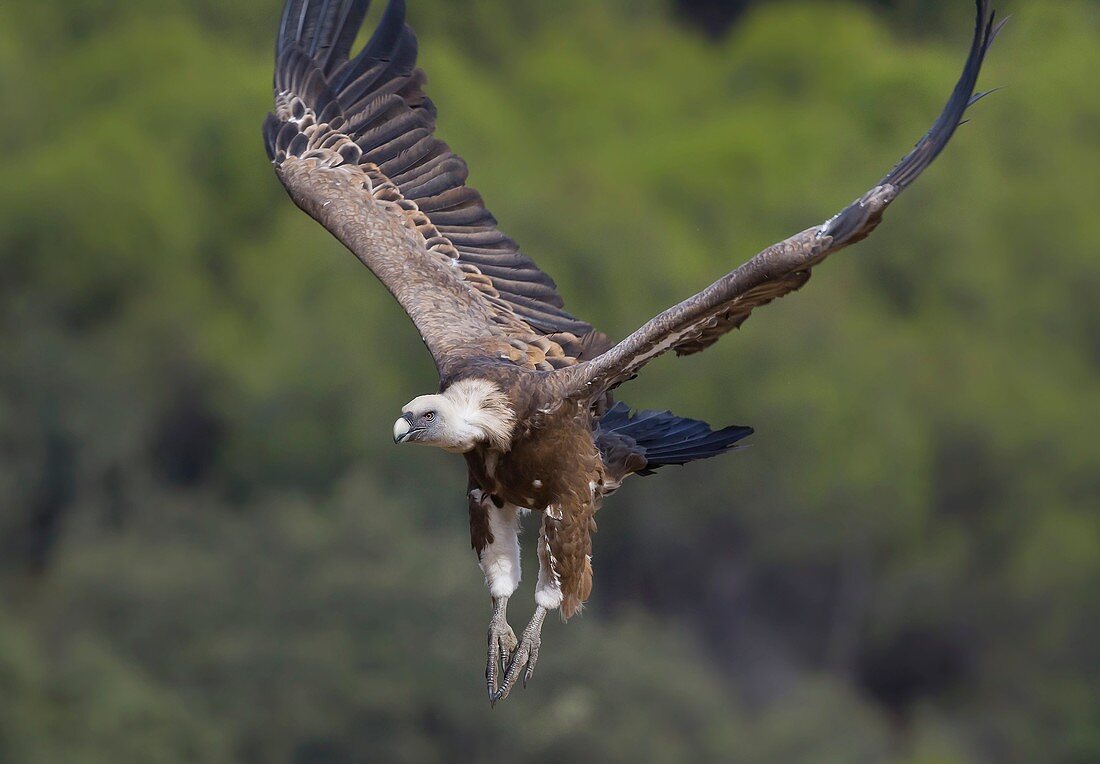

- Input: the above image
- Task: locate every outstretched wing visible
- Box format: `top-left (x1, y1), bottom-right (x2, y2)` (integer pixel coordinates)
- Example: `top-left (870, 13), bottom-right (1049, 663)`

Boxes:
top-left (554, 0), bottom-right (1005, 398)
top-left (264, 0), bottom-right (602, 380)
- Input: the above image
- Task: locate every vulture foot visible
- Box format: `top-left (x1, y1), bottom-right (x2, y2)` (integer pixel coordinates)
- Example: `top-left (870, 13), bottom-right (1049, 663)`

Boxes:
top-left (492, 605), bottom-right (547, 705)
top-left (486, 596), bottom-right (517, 707)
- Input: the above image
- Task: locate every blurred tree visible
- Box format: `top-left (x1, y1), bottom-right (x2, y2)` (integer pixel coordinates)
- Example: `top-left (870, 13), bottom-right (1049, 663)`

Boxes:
top-left (674, 0), bottom-right (989, 37)
top-left (1, 0), bottom-right (1097, 762)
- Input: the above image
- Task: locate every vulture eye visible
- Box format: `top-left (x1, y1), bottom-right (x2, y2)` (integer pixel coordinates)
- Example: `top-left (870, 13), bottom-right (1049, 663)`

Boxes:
top-left (423, 411), bottom-right (436, 422)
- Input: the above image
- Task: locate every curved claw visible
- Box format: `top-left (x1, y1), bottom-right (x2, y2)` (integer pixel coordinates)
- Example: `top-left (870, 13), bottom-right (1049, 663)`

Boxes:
top-left (492, 606), bottom-right (547, 704)
top-left (495, 635), bottom-right (538, 703)
top-left (523, 641), bottom-right (540, 689)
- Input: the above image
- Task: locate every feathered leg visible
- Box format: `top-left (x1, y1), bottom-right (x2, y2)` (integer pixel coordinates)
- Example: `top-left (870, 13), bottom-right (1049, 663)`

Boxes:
top-left (471, 490), bottom-right (522, 706)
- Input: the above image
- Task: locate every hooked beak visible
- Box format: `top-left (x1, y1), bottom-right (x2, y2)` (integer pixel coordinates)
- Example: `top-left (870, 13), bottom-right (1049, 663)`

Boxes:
top-left (393, 413), bottom-right (414, 444)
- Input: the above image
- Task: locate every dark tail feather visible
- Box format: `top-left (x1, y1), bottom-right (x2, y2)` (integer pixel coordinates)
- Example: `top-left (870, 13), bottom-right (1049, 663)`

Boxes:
top-left (598, 402), bottom-right (753, 476)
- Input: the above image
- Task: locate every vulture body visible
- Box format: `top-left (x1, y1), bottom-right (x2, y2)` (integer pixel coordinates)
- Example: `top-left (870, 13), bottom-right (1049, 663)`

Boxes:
top-left (264, 0), bottom-right (1003, 704)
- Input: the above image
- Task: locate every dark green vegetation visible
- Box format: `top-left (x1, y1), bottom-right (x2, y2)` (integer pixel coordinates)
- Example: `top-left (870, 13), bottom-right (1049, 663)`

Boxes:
top-left (2, 1), bottom-right (1098, 761)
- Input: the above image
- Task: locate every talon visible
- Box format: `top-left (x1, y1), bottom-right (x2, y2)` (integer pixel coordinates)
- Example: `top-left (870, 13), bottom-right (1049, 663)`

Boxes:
top-left (523, 643), bottom-right (539, 688)
top-left (487, 651), bottom-right (499, 706)
top-left (497, 644), bottom-right (525, 702)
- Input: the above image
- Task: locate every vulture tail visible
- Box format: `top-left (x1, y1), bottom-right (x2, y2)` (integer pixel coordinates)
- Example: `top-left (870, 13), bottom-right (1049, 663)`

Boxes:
top-left (598, 402), bottom-right (753, 477)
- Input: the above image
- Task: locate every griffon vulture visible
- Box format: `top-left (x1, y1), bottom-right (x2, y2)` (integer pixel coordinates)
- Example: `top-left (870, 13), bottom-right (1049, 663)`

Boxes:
top-left (264, 0), bottom-right (1003, 704)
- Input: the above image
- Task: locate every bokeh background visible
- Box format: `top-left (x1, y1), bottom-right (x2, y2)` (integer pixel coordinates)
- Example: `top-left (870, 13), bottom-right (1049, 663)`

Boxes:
top-left (2, 0), bottom-right (1098, 761)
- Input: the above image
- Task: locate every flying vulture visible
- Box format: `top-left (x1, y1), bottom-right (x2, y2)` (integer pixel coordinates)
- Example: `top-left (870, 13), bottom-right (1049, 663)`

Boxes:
top-left (264, 0), bottom-right (1003, 704)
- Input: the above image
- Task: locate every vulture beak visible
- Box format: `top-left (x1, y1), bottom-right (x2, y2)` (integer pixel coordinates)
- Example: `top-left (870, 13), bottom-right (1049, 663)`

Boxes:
top-left (393, 413), bottom-right (414, 444)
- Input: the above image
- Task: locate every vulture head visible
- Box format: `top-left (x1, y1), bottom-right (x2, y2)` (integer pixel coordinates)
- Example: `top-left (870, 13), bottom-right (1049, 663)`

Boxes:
top-left (393, 379), bottom-right (516, 453)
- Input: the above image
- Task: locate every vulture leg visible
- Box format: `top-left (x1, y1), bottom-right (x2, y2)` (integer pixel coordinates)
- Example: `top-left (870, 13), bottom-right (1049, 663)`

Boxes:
top-left (474, 496), bottom-right (522, 705)
top-left (493, 517), bottom-right (563, 703)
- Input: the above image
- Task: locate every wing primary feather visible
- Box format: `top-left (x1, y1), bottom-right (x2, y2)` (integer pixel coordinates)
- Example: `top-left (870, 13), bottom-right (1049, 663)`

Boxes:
top-left (823, 0), bottom-right (1002, 244)
top-left (294, 0), bottom-right (311, 47)
top-left (873, 0), bottom-right (1000, 195)
top-left (266, 0), bottom-right (604, 373)
top-left (554, 0), bottom-right (1002, 399)
top-left (308, 0), bottom-right (334, 56)
top-left (333, 0), bottom-right (409, 92)
top-left (363, 0), bottom-right (407, 58)
top-left (321, 0), bottom-right (369, 73)
top-left (277, 0), bottom-right (294, 56)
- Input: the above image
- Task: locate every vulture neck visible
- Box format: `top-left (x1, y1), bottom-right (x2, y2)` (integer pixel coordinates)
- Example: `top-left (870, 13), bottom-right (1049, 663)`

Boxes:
top-left (444, 379), bottom-right (516, 452)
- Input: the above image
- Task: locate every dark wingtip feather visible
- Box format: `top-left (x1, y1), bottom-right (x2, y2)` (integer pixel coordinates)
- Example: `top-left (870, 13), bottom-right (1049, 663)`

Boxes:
top-left (822, 1), bottom-right (1003, 243)
top-left (878, 0), bottom-right (1003, 191)
top-left (321, 0), bottom-right (371, 72)
top-left (275, 0), bottom-right (372, 74)
top-left (364, 0), bottom-right (408, 59)
top-left (266, 0), bottom-right (598, 345)
top-left (307, 0), bottom-right (334, 56)
top-left (967, 86), bottom-right (1003, 108)
top-left (277, 0), bottom-right (305, 57)
top-left (263, 113), bottom-right (281, 161)
top-left (330, 0), bottom-right (415, 94)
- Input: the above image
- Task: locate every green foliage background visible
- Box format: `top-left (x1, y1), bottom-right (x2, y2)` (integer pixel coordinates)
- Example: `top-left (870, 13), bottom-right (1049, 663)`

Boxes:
top-left (1, 1), bottom-right (1098, 761)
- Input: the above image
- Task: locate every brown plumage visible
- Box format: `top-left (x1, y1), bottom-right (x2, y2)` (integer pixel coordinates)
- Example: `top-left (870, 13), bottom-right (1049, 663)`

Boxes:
top-left (464, 394), bottom-right (603, 618)
top-left (264, 0), bottom-right (1003, 704)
